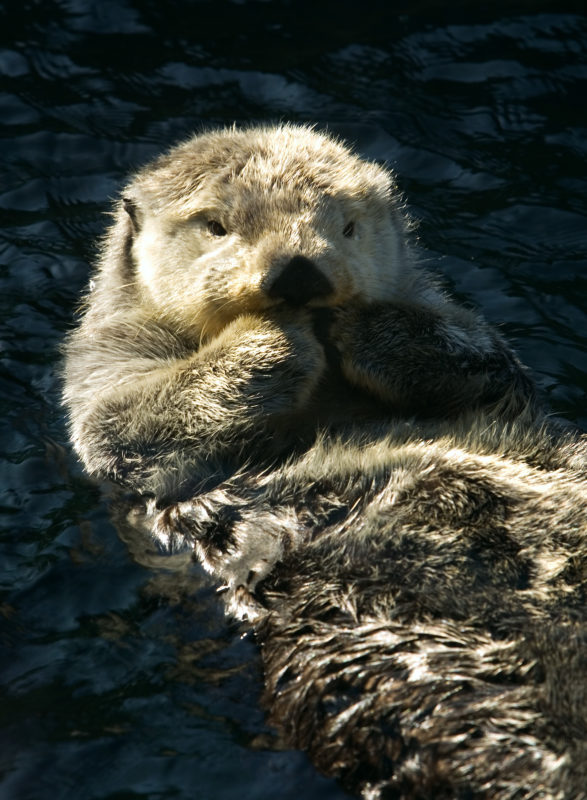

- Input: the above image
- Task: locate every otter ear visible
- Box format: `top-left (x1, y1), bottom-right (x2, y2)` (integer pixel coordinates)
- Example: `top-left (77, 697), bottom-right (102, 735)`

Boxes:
top-left (122, 196), bottom-right (143, 234)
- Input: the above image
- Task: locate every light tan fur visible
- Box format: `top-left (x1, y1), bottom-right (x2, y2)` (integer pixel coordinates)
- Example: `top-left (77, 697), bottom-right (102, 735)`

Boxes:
top-left (122, 125), bottom-right (422, 342)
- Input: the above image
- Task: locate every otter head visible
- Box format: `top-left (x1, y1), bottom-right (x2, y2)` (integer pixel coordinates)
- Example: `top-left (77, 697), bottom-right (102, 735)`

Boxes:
top-left (120, 125), bottom-right (410, 341)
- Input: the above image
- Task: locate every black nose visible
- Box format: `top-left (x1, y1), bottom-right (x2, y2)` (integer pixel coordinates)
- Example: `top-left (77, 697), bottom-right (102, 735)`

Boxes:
top-left (267, 256), bottom-right (333, 307)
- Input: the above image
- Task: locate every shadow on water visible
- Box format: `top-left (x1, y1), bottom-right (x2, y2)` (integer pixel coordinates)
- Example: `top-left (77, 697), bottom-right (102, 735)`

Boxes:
top-left (0, 1), bottom-right (586, 798)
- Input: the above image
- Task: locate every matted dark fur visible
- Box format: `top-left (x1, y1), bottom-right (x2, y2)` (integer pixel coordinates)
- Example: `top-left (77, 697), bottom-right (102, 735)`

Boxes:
top-left (63, 124), bottom-right (587, 800)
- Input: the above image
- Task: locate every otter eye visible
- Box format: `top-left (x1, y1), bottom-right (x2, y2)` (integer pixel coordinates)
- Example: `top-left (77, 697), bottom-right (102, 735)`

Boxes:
top-left (207, 220), bottom-right (227, 236)
top-left (343, 221), bottom-right (355, 238)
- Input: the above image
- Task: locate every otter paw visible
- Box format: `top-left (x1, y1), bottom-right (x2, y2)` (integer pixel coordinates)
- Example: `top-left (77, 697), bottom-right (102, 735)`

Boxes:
top-left (151, 503), bottom-right (197, 554)
top-left (204, 312), bottom-right (326, 411)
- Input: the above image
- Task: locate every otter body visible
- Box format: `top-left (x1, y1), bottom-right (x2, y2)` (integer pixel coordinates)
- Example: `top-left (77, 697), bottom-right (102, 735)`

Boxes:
top-left (63, 125), bottom-right (587, 799)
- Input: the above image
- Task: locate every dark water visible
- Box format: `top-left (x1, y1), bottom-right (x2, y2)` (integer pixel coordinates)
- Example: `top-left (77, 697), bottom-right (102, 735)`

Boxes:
top-left (1, 2), bottom-right (586, 798)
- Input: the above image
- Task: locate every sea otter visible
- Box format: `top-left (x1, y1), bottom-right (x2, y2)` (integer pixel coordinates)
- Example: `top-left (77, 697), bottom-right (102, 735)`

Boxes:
top-left (63, 124), bottom-right (587, 800)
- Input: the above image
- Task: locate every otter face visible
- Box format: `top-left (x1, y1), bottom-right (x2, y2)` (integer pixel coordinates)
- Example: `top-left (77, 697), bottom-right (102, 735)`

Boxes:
top-left (123, 125), bottom-right (409, 341)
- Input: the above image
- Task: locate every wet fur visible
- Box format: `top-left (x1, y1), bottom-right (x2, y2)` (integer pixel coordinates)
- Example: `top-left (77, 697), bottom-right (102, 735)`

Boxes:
top-left (63, 124), bottom-right (586, 799)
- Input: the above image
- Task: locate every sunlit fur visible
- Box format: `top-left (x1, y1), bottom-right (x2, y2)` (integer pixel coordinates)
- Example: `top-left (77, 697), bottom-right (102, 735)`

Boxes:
top-left (127, 125), bottom-right (413, 340)
top-left (63, 124), bottom-right (586, 800)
